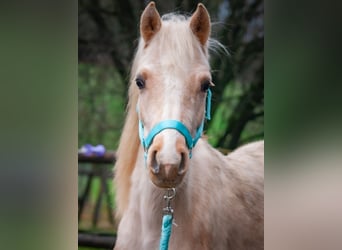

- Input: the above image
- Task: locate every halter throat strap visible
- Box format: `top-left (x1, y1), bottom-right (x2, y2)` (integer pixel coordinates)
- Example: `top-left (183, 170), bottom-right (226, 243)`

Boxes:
top-left (138, 89), bottom-right (212, 159)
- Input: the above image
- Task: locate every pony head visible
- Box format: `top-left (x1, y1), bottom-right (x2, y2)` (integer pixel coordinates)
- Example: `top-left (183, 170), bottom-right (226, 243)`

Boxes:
top-left (133, 2), bottom-right (212, 188)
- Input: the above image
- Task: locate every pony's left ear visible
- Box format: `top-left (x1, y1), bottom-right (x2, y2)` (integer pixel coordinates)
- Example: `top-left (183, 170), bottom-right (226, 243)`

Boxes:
top-left (189, 3), bottom-right (211, 46)
top-left (140, 1), bottom-right (162, 45)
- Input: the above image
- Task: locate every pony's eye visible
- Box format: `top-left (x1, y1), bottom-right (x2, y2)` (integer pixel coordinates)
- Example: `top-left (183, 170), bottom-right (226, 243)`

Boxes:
top-left (201, 80), bottom-right (211, 92)
top-left (135, 77), bottom-right (145, 89)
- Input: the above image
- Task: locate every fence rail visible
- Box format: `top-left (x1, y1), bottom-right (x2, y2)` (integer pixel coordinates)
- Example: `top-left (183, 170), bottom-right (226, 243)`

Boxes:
top-left (78, 151), bottom-right (116, 164)
top-left (78, 231), bottom-right (116, 249)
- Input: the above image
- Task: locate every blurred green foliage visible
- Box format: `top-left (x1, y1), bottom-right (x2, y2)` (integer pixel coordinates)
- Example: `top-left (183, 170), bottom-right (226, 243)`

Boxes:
top-left (207, 81), bottom-right (263, 147)
top-left (78, 63), bottom-right (126, 150)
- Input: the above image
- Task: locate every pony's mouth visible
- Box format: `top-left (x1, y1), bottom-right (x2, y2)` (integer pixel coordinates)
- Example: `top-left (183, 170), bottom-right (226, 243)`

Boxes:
top-left (149, 168), bottom-right (185, 188)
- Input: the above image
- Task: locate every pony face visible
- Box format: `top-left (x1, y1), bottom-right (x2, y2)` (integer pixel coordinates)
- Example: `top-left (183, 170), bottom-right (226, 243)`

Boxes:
top-left (135, 2), bottom-right (212, 188)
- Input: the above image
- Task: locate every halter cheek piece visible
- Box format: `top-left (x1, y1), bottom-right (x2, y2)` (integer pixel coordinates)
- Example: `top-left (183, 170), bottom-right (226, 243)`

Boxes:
top-left (138, 89), bottom-right (212, 160)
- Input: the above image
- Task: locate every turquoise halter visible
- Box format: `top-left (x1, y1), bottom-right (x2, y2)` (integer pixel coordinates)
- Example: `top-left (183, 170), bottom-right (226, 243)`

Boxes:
top-left (137, 91), bottom-right (212, 250)
top-left (138, 89), bottom-right (212, 159)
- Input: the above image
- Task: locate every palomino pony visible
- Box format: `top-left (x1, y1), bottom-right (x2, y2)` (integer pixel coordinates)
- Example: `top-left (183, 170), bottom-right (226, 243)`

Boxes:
top-left (114, 2), bottom-right (264, 250)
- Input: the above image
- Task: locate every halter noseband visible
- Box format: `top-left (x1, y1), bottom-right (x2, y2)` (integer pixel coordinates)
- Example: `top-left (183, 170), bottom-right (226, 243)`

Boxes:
top-left (138, 89), bottom-right (212, 159)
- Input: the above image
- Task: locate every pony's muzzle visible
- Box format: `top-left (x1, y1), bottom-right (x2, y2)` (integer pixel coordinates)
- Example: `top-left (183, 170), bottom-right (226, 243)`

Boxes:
top-left (147, 136), bottom-right (189, 188)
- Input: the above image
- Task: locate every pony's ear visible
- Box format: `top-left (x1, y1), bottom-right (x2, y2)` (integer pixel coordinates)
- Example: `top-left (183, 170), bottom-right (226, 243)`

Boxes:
top-left (140, 1), bottom-right (161, 44)
top-left (189, 3), bottom-right (211, 46)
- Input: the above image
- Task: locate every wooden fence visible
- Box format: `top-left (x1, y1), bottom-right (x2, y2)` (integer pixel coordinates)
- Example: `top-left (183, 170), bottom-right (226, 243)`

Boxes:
top-left (78, 151), bottom-right (117, 249)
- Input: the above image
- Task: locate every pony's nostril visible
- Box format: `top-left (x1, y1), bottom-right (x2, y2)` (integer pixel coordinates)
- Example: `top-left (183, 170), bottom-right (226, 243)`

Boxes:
top-left (178, 152), bottom-right (186, 174)
top-left (151, 150), bottom-right (160, 174)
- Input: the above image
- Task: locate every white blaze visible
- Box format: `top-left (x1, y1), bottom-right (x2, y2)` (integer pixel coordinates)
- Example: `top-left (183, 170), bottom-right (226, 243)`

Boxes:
top-left (157, 76), bottom-right (183, 165)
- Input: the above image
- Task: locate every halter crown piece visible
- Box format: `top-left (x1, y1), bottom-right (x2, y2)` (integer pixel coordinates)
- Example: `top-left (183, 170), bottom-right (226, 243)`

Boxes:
top-left (138, 89), bottom-right (212, 160)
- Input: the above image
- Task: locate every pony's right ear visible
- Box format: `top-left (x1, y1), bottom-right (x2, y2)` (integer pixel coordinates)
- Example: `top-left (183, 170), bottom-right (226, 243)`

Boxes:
top-left (140, 2), bottom-right (161, 44)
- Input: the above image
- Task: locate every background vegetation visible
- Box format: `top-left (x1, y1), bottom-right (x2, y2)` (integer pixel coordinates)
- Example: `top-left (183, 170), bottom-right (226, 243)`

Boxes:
top-left (78, 0), bottom-right (264, 151)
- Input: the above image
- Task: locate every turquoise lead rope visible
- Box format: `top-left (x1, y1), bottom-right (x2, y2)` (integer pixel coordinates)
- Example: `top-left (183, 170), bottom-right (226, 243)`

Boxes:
top-left (159, 188), bottom-right (176, 250)
top-left (159, 214), bottom-right (173, 250)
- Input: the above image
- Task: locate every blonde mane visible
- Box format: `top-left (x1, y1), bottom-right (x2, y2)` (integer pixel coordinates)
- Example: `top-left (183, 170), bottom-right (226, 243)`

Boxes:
top-left (114, 50), bottom-right (139, 219)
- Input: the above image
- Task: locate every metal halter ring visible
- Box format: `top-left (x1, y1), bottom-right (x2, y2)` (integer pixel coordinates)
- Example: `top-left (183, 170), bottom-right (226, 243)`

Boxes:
top-left (163, 188), bottom-right (176, 215)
